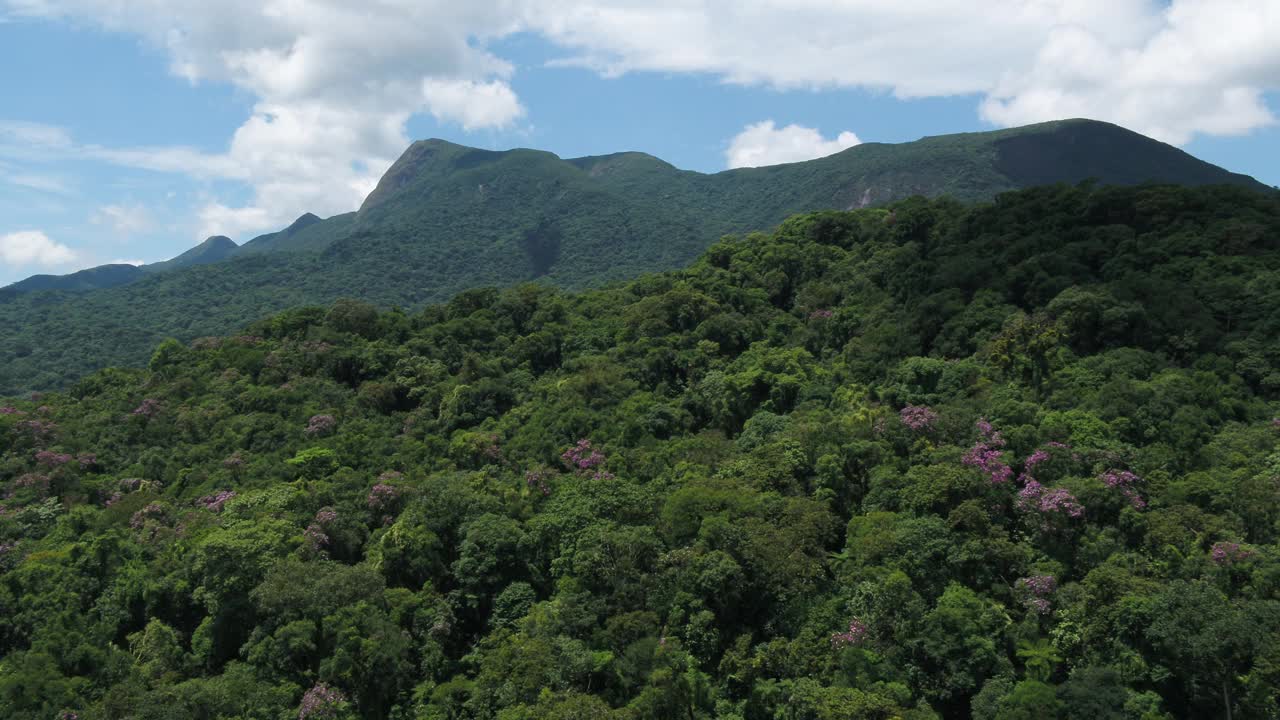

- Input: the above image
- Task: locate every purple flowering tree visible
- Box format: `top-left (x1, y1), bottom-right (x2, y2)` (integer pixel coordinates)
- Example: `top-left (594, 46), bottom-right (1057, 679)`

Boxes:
top-left (131, 398), bottom-right (162, 419)
top-left (304, 414), bottom-right (337, 437)
top-left (962, 419), bottom-right (1013, 484)
top-left (298, 682), bottom-right (349, 720)
top-left (1210, 541), bottom-right (1255, 565)
top-left (561, 439), bottom-right (613, 479)
top-left (1015, 575), bottom-right (1058, 614)
top-left (899, 405), bottom-right (939, 432)
top-left (831, 618), bottom-right (868, 648)
top-left (1100, 469), bottom-right (1147, 510)
top-left (196, 490), bottom-right (236, 513)
top-left (524, 467), bottom-right (553, 496)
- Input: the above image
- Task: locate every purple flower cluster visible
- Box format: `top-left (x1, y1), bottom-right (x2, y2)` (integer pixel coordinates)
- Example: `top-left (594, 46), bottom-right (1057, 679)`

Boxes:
top-left (0, 406), bottom-right (23, 415)
top-left (197, 490), bottom-right (236, 513)
top-left (1100, 469), bottom-right (1147, 510)
top-left (131, 398), bottom-right (162, 418)
top-left (562, 439), bottom-right (606, 473)
top-left (222, 452), bottom-right (246, 469)
top-left (130, 503), bottom-right (168, 530)
top-left (899, 405), bottom-right (939, 432)
top-left (1211, 541), bottom-right (1254, 565)
top-left (303, 524), bottom-right (329, 552)
top-left (35, 450), bottom-right (73, 467)
top-left (304, 414), bottom-right (337, 437)
top-left (17, 419), bottom-right (57, 441)
top-left (314, 508), bottom-right (338, 526)
top-left (1015, 575), bottom-right (1057, 614)
top-left (962, 419), bottom-right (1013, 484)
top-left (298, 682), bottom-right (347, 720)
top-left (77, 452), bottom-right (97, 468)
top-left (15, 472), bottom-right (50, 491)
top-left (525, 468), bottom-right (553, 496)
top-left (1018, 481), bottom-right (1084, 518)
top-left (367, 483), bottom-right (399, 511)
top-left (808, 309), bottom-right (835, 320)
top-left (1023, 449), bottom-right (1051, 470)
top-left (831, 618), bottom-right (868, 648)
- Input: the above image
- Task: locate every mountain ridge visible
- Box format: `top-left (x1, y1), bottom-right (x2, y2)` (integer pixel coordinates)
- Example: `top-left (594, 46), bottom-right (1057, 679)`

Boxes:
top-left (0, 118), bottom-right (1273, 393)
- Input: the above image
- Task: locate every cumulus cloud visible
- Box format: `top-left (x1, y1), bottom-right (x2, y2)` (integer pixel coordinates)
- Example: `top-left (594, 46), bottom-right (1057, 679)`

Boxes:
top-left (5, 1), bottom-right (527, 238)
top-left (0, 230), bottom-right (77, 267)
top-left (726, 121), bottom-right (861, 169)
top-left (92, 204), bottom-right (152, 236)
top-left (536, 0), bottom-right (1277, 143)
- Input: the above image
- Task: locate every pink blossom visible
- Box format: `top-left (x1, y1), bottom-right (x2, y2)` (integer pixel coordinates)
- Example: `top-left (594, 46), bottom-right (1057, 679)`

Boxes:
top-left (15, 473), bottom-right (50, 490)
top-left (808, 309), bottom-right (835, 320)
top-left (1023, 449), bottom-right (1050, 470)
top-left (303, 524), bottom-right (329, 552)
top-left (314, 508), bottom-right (338, 526)
top-left (35, 450), bottom-right (73, 467)
top-left (131, 399), bottom-right (162, 418)
top-left (367, 483), bottom-right (399, 511)
top-left (899, 405), bottom-right (938, 432)
top-left (222, 452), bottom-right (246, 469)
top-left (1100, 470), bottom-right (1146, 511)
top-left (1211, 541), bottom-right (1254, 565)
top-left (963, 418), bottom-right (1013, 483)
top-left (562, 439), bottom-right (606, 473)
top-left (17, 419), bottom-right (57, 441)
top-left (0, 406), bottom-right (23, 415)
top-left (304, 414), bottom-right (336, 437)
top-left (1017, 481), bottom-right (1084, 518)
top-left (525, 468), bottom-right (553, 496)
top-left (77, 453), bottom-right (97, 468)
top-left (831, 618), bottom-right (868, 648)
top-left (130, 503), bottom-right (168, 530)
top-left (298, 683), bottom-right (347, 720)
top-left (197, 490), bottom-right (236, 513)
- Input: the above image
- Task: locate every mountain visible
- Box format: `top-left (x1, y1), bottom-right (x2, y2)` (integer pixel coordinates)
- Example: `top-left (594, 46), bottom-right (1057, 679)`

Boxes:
top-left (142, 235), bottom-right (239, 273)
top-left (2, 184), bottom-right (1279, 719)
top-left (0, 236), bottom-right (238, 298)
top-left (0, 118), bottom-right (1272, 393)
top-left (0, 262), bottom-right (146, 299)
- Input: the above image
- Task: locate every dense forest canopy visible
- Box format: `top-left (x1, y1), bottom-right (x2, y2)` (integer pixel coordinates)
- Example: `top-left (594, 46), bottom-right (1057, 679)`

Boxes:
top-left (2, 183), bottom-right (1279, 719)
top-left (0, 119), bottom-right (1269, 397)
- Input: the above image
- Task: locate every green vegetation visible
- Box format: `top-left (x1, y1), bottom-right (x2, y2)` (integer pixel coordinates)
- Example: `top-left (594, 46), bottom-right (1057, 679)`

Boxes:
top-left (3, 183), bottom-right (1279, 719)
top-left (1, 119), bottom-right (1270, 395)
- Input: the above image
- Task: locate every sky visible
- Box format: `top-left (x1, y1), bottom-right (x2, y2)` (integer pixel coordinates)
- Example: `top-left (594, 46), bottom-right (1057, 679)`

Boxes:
top-left (0, 0), bottom-right (1277, 286)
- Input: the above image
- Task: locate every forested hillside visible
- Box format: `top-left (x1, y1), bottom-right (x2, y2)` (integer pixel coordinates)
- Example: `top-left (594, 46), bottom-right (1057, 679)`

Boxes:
top-left (1, 119), bottom-right (1269, 395)
top-left (2, 184), bottom-right (1279, 719)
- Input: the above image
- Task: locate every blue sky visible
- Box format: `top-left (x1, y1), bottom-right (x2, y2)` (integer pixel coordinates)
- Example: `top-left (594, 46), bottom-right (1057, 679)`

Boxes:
top-left (1, 1), bottom-right (1277, 286)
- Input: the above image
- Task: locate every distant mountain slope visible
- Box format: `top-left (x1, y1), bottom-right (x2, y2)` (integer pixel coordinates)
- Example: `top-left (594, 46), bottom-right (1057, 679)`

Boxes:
top-left (0, 118), bottom-right (1271, 393)
top-left (0, 263), bottom-right (145, 298)
top-left (143, 235), bottom-right (238, 273)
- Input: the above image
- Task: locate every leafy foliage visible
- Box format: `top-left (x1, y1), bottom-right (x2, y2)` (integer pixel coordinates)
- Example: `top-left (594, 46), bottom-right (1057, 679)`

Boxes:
top-left (1, 119), bottom-right (1270, 395)
top-left (1, 184), bottom-right (1279, 719)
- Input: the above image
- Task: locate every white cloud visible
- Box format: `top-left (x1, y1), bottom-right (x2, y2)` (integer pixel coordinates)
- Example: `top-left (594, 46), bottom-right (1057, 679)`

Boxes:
top-left (6, 173), bottom-right (70, 194)
top-left (422, 79), bottom-right (525, 131)
top-left (108, 258), bottom-right (147, 266)
top-left (92, 204), bottom-right (152, 235)
top-left (726, 121), bottom-right (861, 169)
top-left (0, 230), bottom-right (77, 267)
top-left (5, 1), bottom-right (529, 239)
top-left (533, 0), bottom-right (1277, 144)
top-left (980, 0), bottom-right (1280, 143)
